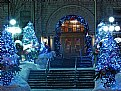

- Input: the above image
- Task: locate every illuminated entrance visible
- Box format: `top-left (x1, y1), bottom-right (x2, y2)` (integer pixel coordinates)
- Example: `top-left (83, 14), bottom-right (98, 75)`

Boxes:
top-left (61, 19), bottom-right (85, 57)
top-left (54, 15), bottom-right (89, 57)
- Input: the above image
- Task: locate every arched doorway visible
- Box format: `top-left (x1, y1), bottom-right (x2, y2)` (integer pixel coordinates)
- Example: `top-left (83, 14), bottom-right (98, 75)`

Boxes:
top-left (61, 19), bottom-right (85, 57)
top-left (54, 15), bottom-right (89, 57)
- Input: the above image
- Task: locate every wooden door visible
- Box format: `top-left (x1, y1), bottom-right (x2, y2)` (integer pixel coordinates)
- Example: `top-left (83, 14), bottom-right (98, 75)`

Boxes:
top-left (60, 33), bottom-right (84, 58)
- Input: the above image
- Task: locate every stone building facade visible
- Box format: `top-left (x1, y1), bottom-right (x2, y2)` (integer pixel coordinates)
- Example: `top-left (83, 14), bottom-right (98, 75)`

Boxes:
top-left (0, 0), bottom-right (121, 56)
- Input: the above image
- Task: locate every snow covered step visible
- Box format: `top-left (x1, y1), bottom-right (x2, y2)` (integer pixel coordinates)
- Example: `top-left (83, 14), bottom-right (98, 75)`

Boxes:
top-left (28, 69), bottom-right (95, 89)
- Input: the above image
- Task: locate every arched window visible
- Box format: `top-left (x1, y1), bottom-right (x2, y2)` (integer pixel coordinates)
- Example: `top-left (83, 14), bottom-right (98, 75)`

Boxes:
top-left (61, 19), bottom-right (84, 33)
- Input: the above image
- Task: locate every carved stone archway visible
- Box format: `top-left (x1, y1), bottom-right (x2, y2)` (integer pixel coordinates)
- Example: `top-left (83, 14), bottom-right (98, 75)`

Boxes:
top-left (45, 5), bottom-right (94, 56)
top-left (45, 5), bottom-right (94, 35)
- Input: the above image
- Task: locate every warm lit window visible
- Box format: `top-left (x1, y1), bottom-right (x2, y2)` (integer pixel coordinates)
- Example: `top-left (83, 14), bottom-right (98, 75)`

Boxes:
top-left (61, 19), bottom-right (84, 33)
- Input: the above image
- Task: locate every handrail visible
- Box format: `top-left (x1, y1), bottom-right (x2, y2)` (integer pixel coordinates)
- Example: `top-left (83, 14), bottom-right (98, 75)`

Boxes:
top-left (45, 58), bottom-right (50, 86)
top-left (75, 57), bottom-right (77, 71)
top-left (74, 57), bottom-right (77, 87)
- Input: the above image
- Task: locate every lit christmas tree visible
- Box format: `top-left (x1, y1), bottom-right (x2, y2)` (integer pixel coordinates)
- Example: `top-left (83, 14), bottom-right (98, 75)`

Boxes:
top-left (0, 28), bottom-right (20, 86)
top-left (22, 21), bottom-right (39, 61)
top-left (95, 22), bottom-right (121, 88)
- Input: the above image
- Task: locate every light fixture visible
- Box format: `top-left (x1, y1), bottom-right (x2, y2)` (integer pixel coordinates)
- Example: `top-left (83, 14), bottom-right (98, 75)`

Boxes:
top-left (109, 25), bottom-right (115, 31)
top-left (43, 37), bottom-right (48, 43)
top-left (70, 20), bottom-right (78, 24)
top-left (102, 17), bottom-right (120, 32)
top-left (103, 26), bottom-right (108, 32)
top-left (109, 17), bottom-right (114, 23)
top-left (115, 26), bottom-right (120, 31)
top-left (76, 25), bottom-right (80, 27)
top-left (9, 19), bottom-right (16, 25)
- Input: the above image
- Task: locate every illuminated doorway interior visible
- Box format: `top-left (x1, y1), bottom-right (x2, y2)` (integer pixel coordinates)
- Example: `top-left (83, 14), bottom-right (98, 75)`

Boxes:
top-left (60, 18), bottom-right (85, 57)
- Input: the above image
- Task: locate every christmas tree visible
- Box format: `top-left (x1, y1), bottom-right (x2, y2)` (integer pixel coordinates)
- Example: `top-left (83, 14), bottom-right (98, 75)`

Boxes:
top-left (95, 22), bottom-right (121, 88)
top-left (22, 21), bottom-right (39, 61)
top-left (0, 28), bottom-right (20, 86)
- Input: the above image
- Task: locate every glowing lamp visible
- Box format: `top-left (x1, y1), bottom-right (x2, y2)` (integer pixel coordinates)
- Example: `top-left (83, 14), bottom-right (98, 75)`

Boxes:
top-left (103, 26), bottom-right (108, 32)
top-left (70, 20), bottom-right (78, 23)
top-left (109, 17), bottom-right (114, 23)
top-left (9, 19), bottom-right (16, 25)
top-left (43, 37), bottom-right (48, 43)
top-left (115, 26), bottom-right (120, 31)
top-left (109, 26), bottom-right (114, 31)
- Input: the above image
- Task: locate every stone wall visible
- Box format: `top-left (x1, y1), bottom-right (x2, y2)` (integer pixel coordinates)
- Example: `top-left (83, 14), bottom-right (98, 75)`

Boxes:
top-left (40, 0), bottom-right (95, 36)
top-left (1, 0), bottom-right (121, 40)
top-left (0, 2), bottom-right (9, 29)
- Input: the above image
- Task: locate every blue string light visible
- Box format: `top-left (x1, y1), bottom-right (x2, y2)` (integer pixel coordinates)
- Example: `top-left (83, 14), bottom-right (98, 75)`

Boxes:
top-left (0, 28), bottom-right (20, 86)
top-left (95, 22), bottom-right (121, 88)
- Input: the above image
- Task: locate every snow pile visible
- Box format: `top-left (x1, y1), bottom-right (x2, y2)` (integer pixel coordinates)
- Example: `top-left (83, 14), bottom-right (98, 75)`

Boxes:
top-left (0, 61), bottom-right (42, 91)
top-left (35, 51), bottom-right (56, 69)
top-left (0, 76), bottom-right (31, 91)
top-left (0, 74), bottom-right (31, 91)
top-left (19, 61), bottom-right (41, 81)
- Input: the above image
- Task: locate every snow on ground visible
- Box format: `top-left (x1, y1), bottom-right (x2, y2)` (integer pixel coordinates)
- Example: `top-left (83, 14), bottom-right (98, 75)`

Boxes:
top-left (17, 61), bottom-right (121, 91)
top-left (4, 75), bottom-right (31, 91)
top-left (19, 61), bottom-right (121, 91)
top-left (19, 61), bottom-right (41, 81)
top-left (0, 61), bottom-right (41, 91)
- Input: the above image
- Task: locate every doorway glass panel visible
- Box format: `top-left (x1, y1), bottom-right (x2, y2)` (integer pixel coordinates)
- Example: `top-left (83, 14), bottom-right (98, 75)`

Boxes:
top-left (60, 18), bottom-right (85, 57)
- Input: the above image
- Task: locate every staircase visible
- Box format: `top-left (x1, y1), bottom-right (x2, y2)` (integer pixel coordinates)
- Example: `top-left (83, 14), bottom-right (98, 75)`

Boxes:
top-left (78, 56), bottom-right (92, 68)
top-left (50, 56), bottom-right (93, 68)
top-left (28, 68), bottom-right (95, 89)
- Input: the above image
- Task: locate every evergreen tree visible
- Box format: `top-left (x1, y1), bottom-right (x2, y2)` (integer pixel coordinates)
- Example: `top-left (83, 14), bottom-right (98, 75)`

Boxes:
top-left (22, 21), bottom-right (39, 61)
top-left (95, 22), bottom-right (121, 88)
top-left (0, 28), bottom-right (20, 86)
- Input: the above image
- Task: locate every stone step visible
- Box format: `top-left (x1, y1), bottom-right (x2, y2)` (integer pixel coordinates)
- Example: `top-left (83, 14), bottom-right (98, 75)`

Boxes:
top-left (28, 69), bottom-right (95, 89)
top-left (50, 56), bottom-right (93, 68)
top-left (30, 85), bottom-right (94, 89)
